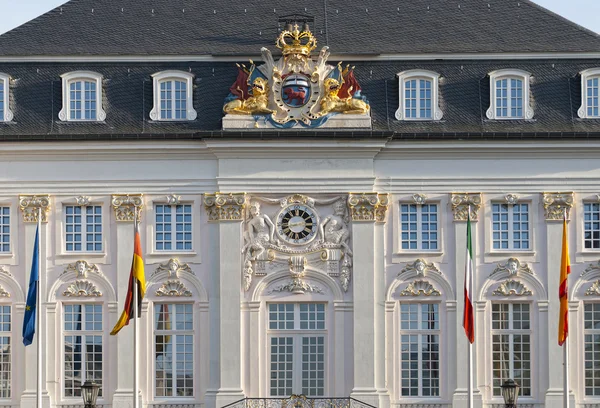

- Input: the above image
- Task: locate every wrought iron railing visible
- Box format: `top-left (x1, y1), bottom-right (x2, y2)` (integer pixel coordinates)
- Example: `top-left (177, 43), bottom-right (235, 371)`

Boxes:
top-left (222, 394), bottom-right (377, 408)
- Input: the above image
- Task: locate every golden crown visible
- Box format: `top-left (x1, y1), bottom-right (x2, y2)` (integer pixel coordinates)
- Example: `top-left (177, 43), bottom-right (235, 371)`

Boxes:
top-left (276, 23), bottom-right (318, 56)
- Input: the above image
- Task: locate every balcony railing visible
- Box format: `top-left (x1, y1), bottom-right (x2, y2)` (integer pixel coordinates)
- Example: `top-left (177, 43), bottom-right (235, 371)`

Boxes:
top-left (222, 395), bottom-right (377, 408)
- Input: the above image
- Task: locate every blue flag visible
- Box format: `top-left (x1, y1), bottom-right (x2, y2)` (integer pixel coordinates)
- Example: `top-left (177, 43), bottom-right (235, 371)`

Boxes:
top-left (23, 226), bottom-right (39, 346)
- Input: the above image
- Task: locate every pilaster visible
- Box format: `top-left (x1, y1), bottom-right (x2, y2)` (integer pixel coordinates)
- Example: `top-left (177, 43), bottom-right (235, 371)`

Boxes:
top-left (348, 193), bottom-right (389, 408)
top-left (204, 193), bottom-right (247, 408)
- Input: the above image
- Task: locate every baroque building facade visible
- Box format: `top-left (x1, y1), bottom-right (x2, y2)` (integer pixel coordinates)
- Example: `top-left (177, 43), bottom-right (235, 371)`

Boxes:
top-left (1, 2), bottom-right (600, 408)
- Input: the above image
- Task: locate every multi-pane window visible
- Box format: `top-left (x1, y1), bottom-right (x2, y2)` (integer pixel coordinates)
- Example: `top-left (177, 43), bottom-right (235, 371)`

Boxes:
top-left (492, 203), bottom-right (529, 250)
top-left (0, 79), bottom-right (4, 121)
top-left (584, 203), bottom-right (600, 249)
top-left (155, 204), bottom-right (192, 251)
top-left (159, 80), bottom-right (187, 120)
top-left (405, 79), bottom-right (432, 119)
top-left (491, 303), bottom-right (531, 397)
top-left (69, 80), bottom-right (97, 120)
top-left (584, 303), bottom-right (600, 395)
top-left (495, 78), bottom-right (523, 118)
top-left (0, 306), bottom-right (10, 398)
top-left (155, 303), bottom-right (194, 397)
top-left (0, 208), bottom-right (9, 253)
top-left (587, 77), bottom-right (599, 117)
top-left (400, 204), bottom-right (438, 250)
top-left (400, 303), bottom-right (440, 397)
top-left (64, 304), bottom-right (103, 397)
top-left (65, 205), bottom-right (102, 252)
top-left (268, 303), bottom-right (326, 397)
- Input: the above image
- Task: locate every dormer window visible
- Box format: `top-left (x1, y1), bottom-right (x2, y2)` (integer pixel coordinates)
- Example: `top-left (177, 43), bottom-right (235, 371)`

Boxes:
top-left (150, 71), bottom-right (197, 121)
top-left (395, 70), bottom-right (443, 121)
top-left (578, 68), bottom-right (600, 119)
top-left (0, 73), bottom-right (14, 122)
top-left (59, 71), bottom-right (106, 122)
top-left (486, 69), bottom-right (533, 120)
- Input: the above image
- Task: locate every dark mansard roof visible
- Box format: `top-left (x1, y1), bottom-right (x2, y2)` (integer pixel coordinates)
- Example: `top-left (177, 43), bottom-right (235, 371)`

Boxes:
top-left (0, 0), bottom-right (599, 56)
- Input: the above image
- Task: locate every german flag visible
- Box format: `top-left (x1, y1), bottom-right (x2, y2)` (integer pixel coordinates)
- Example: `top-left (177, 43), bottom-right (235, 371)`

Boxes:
top-left (111, 217), bottom-right (146, 335)
top-left (558, 212), bottom-right (570, 346)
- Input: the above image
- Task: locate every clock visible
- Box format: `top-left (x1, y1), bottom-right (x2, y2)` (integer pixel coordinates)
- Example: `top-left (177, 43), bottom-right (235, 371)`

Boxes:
top-left (276, 204), bottom-right (319, 245)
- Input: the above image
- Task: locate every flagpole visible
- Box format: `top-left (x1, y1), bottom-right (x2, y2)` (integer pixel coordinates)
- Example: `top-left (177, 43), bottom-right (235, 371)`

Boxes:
top-left (563, 208), bottom-right (569, 408)
top-left (133, 207), bottom-right (139, 408)
top-left (36, 207), bottom-right (42, 408)
top-left (467, 205), bottom-right (473, 408)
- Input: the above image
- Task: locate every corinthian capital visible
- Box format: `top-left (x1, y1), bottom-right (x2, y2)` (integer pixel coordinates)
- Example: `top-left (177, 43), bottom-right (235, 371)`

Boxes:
top-left (19, 195), bottom-right (50, 223)
top-left (111, 194), bottom-right (143, 222)
top-left (542, 192), bottom-right (573, 221)
top-left (204, 193), bottom-right (247, 221)
top-left (451, 193), bottom-right (482, 221)
top-left (347, 193), bottom-right (389, 222)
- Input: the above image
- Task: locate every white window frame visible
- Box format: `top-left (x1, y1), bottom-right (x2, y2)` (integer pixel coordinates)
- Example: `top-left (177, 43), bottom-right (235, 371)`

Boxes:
top-left (578, 68), bottom-right (600, 119)
top-left (0, 74), bottom-right (13, 122)
top-left (149, 71), bottom-right (197, 121)
top-left (395, 70), bottom-right (443, 121)
top-left (58, 71), bottom-right (106, 122)
top-left (63, 204), bottom-right (103, 253)
top-left (0, 303), bottom-right (11, 399)
top-left (154, 202), bottom-right (194, 252)
top-left (486, 69), bottom-right (533, 120)
top-left (583, 201), bottom-right (600, 251)
top-left (398, 202), bottom-right (440, 251)
top-left (491, 202), bottom-right (531, 251)
top-left (583, 302), bottom-right (600, 397)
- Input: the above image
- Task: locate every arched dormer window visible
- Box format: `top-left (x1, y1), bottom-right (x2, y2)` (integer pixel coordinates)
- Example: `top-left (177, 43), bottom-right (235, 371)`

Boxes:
top-left (59, 71), bottom-right (106, 122)
top-left (486, 69), bottom-right (533, 120)
top-left (395, 70), bottom-right (443, 121)
top-left (578, 68), bottom-right (600, 119)
top-left (150, 71), bottom-right (197, 121)
top-left (0, 73), bottom-right (13, 122)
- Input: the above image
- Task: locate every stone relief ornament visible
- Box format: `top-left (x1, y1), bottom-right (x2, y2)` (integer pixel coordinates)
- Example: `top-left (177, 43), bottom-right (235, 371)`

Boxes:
top-left (582, 260), bottom-right (600, 277)
top-left (19, 194), bottom-right (50, 223)
top-left (399, 280), bottom-right (441, 297)
top-left (111, 194), bottom-right (143, 222)
top-left (63, 280), bottom-right (102, 297)
top-left (0, 285), bottom-right (9, 298)
top-left (320, 199), bottom-right (352, 256)
top-left (340, 258), bottom-right (352, 292)
top-left (166, 195), bottom-right (181, 205)
top-left (153, 258), bottom-right (193, 278)
top-left (492, 258), bottom-right (533, 277)
top-left (412, 194), bottom-right (427, 205)
top-left (268, 255), bottom-right (324, 295)
top-left (492, 279), bottom-right (532, 296)
top-left (348, 193), bottom-right (389, 222)
top-left (0, 266), bottom-right (11, 277)
top-left (400, 259), bottom-right (440, 277)
top-left (542, 192), bottom-right (573, 221)
top-left (63, 260), bottom-right (100, 278)
top-left (156, 280), bottom-right (192, 297)
top-left (75, 196), bottom-right (91, 206)
top-left (585, 280), bottom-right (600, 296)
top-left (505, 194), bottom-right (519, 205)
top-left (450, 193), bottom-right (482, 221)
top-left (242, 201), bottom-right (277, 290)
top-left (222, 17), bottom-right (370, 129)
top-left (204, 193), bottom-right (247, 222)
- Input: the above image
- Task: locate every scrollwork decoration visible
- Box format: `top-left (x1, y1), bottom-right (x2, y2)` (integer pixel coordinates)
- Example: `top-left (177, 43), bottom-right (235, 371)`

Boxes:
top-left (19, 195), bottom-right (50, 223)
top-left (585, 280), bottom-right (600, 296)
top-left (450, 193), bottom-right (481, 221)
top-left (399, 259), bottom-right (440, 277)
top-left (63, 280), bottom-right (102, 297)
top-left (399, 279), bottom-right (441, 296)
top-left (492, 258), bottom-right (533, 276)
top-left (152, 258), bottom-right (194, 278)
top-left (204, 193), bottom-right (247, 221)
top-left (63, 260), bottom-right (100, 278)
top-left (156, 280), bottom-right (192, 297)
top-left (347, 193), bottom-right (389, 222)
top-left (542, 192), bottom-right (573, 221)
top-left (111, 194), bottom-right (143, 222)
top-left (492, 279), bottom-right (532, 296)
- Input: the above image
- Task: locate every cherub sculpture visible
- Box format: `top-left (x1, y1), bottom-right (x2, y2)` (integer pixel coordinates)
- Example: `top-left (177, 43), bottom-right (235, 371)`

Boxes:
top-left (319, 199), bottom-right (352, 255)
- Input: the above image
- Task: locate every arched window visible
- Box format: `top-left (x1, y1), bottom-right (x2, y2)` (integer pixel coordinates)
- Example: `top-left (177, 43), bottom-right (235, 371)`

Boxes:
top-left (578, 68), bottom-right (600, 119)
top-left (395, 70), bottom-right (443, 121)
top-left (0, 268), bottom-right (21, 401)
top-left (59, 71), bottom-right (106, 122)
top-left (486, 69), bottom-right (533, 120)
top-left (0, 73), bottom-right (13, 122)
top-left (150, 71), bottom-right (197, 121)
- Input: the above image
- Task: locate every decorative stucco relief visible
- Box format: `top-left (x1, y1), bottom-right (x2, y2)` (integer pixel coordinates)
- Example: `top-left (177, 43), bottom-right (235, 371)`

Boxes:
top-left (400, 259), bottom-right (440, 277)
top-left (400, 280), bottom-right (441, 297)
top-left (204, 192), bottom-right (247, 221)
top-left (492, 258), bottom-right (533, 277)
top-left (156, 280), bottom-right (193, 297)
top-left (585, 280), bottom-right (600, 296)
top-left (63, 260), bottom-right (101, 278)
top-left (152, 258), bottom-right (194, 278)
top-left (450, 193), bottom-right (481, 221)
top-left (19, 195), bottom-right (50, 223)
top-left (63, 280), bottom-right (102, 297)
top-left (111, 194), bottom-right (143, 222)
top-left (542, 192), bottom-right (573, 221)
top-left (347, 193), bottom-right (389, 222)
top-left (492, 279), bottom-right (532, 296)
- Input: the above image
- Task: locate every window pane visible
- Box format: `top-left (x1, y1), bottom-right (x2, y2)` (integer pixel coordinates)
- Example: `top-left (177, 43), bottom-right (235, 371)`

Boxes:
top-left (0, 306), bottom-right (10, 398)
top-left (0, 207), bottom-right (9, 253)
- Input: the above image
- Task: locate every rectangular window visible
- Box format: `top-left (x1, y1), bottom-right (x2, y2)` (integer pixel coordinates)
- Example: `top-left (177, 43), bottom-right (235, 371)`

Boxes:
top-left (160, 80), bottom-right (187, 120)
top-left (0, 207), bottom-right (9, 253)
top-left (400, 303), bottom-right (440, 397)
top-left (155, 303), bottom-right (194, 397)
top-left (588, 77), bottom-right (599, 117)
top-left (64, 304), bottom-right (103, 397)
top-left (400, 204), bottom-right (438, 250)
top-left (496, 78), bottom-right (523, 118)
top-left (69, 81), bottom-right (97, 120)
top-left (584, 303), bottom-right (600, 396)
top-left (492, 203), bottom-right (529, 250)
top-left (0, 305), bottom-right (10, 398)
top-left (0, 80), bottom-right (4, 121)
top-left (65, 205), bottom-right (103, 252)
top-left (405, 79), bottom-right (432, 119)
top-left (491, 303), bottom-right (531, 396)
top-left (268, 303), bottom-right (326, 397)
top-left (155, 204), bottom-right (193, 251)
top-left (584, 203), bottom-right (600, 249)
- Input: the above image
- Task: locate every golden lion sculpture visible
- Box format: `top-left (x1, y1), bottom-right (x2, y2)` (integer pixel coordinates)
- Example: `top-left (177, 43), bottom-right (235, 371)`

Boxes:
top-left (223, 77), bottom-right (273, 115)
top-left (318, 78), bottom-right (370, 116)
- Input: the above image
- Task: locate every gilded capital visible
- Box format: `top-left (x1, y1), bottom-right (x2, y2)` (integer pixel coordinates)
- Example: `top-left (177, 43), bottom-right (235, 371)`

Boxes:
top-left (542, 192), bottom-right (573, 221)
top-left (347, 193), bottom-right (389, 222)
top-left (19, 195), bottom-right (50, 223)
top-left (451, 193), bottom-right (482, 221)
top-left (204, 192), bottom-right (247, 221)
top-left (111, 194), bottom-right (143, 222)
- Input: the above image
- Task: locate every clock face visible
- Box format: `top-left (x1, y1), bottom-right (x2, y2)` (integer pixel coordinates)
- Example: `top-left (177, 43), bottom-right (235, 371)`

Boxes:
top-left (276, 204), bottom-right (319, 245)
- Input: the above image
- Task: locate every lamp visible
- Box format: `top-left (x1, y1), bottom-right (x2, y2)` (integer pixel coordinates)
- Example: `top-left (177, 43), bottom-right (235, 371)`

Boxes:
top-left (81, 380), bottom-right (100, 408)
top-left (500, 379), bottom-right (520, 408)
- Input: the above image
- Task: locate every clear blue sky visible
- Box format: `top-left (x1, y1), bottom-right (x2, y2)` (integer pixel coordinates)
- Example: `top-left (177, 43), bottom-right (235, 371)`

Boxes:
top-left (0, 0), bottom-right (599, 36)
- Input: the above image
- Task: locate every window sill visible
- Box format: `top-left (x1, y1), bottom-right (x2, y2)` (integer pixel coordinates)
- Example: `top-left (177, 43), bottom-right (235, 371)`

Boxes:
top-left (57, 120), bottom-right (107, 124)
top-left (56, 252), bottom-right (107, 258)
top-left (392, 251), bottom-right (444, 264)
top-left (147, 119), bottom-right (195, 123)
top-left (146, 251), bottom-right (198, 258)
top-left (486, 250), bottom-right (535, 256)
top-left (393, 250), bottom-right (444, 256)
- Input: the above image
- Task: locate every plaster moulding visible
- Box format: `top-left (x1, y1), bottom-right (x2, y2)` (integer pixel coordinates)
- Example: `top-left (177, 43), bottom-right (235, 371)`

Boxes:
top-left (156, 280), bottom-right (192, 297)
top-left (75, 196), bottom-right (91, 206)
top-left (585, 280), bottom-right (600, 296)
top-left (63, 280), bottom-right (102, 297)
top-left (399, 279), bottom-right (441, 297)
top-left (504, 194), bottom-right (519, 205)
top-left (399, 259), bottom-right (440, 277)
top-left (204, 192), bottom-right (247, 221)
top-left (542, 192), bottom-right (573, 221)
top-left (19, 194), bottom-right (50, 223)
top-left (0, 285), bottom-right (9, 298)
top-left (63, 260), bottom-right (101, 278)
top-left (347, 193), bottom-right (389, 222)
top-left (152, 258), bottom-right (194, 278)
top-left (492, 279), bottom-right (532, 296)
top-left (166, 195), bottom-right (181, 205)
top-left (412, 193), bottom-right (427, 205)
top-left (583, 260), bottom-right (600, 277)
top-left (450, 193), bottom-right (482, 221)
top-left (111, 194), bottom-right (143, 222)
top-left (492, 258), bottom-right (533, 277)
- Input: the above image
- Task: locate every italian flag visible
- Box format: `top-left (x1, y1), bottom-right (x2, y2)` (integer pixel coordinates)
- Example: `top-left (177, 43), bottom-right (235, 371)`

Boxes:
top-left (463, 211), bottom-right (475, 344)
